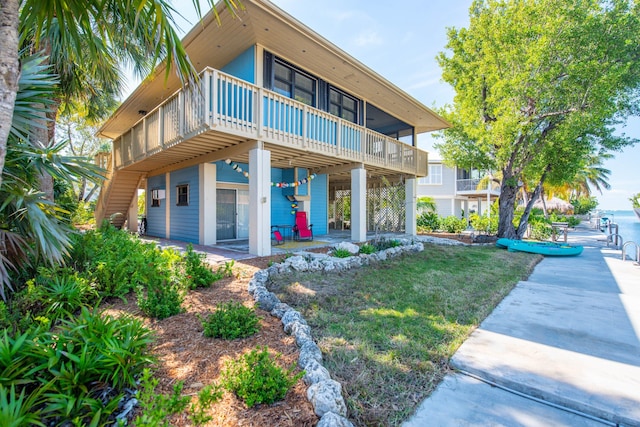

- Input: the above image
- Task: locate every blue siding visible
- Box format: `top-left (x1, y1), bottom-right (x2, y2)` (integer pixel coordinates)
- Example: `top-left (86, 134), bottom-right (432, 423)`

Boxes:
top-left (310, 174), bottom-right (328, 235)
top-left (146, 174), bottom-right (166, 238)
top-left (221, 46), bottom-right (255, 83)
top-left (216, 161), bottom-right (249, 184)
top-left (169, 166), bottom-right (199, 243)
top-left (271, 168), bottom-right (295, 228)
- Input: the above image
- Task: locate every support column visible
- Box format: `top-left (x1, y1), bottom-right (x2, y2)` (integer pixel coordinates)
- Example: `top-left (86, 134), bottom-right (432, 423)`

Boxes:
top-left (249, 145), bottom-right (271, 256)
top-left (199, 163), bottom-right (216, 245)
top-left (165, 173), bottom-right (171, 239)
top-left (405, 177), bottom-right (417, 236)
top-left (127, 192), bottom-right (138, 233)
top-left (351, 166), bottom-right (367, 242)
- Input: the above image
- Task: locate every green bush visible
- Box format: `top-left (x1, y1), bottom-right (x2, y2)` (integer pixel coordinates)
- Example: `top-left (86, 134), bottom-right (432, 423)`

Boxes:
top-left (570, 196), bottom-right (598, 215)
top-left (331, 248), bottom-right (353, 258)
top-left (469, 213), bottom-right (498, 234)
top-left (441, 216), bottom-right (467, 233)
top-left (372, 237), bottom-right (401, 251)
top-left (136, 277), bottom-right (185, 320)
top-left (198, 301), bottom-right (260, 340)
top-left (134, 369), bottom-right (223, 427)
top-left (221, 346), bottom-right (303, 408)
top-left (0, 308), bottom-right (154, 425)
top-left (417, 211), bottom-right (441, 232)
top-left (358, 243), bottom-right (375, 254)
top-left (183, 244), bottom-right (223, 289)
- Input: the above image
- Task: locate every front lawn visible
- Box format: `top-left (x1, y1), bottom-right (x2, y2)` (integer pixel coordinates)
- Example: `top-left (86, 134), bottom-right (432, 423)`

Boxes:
top-left (267, 243), bottom-right (540, 426)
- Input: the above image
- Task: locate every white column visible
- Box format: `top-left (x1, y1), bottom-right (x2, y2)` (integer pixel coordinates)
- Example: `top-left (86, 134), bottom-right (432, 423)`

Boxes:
top-left (165, 172), bottom-right (171, 239)
top-left (487, 191), bottom-right (491, 217)
top-left (405, 177), bottom-right (417, 236)
top-left (351, 167), bottom-right (367, 242)
top-left (199, 163), bottom-right (216, 245)
top-left (249, 146), bottom-right (271, 256)
top-left (127, 192), bottom-right (138, 233)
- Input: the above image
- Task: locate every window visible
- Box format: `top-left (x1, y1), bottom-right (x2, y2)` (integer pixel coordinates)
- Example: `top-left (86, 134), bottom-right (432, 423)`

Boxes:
top-left (176, 184), bottom-right (189, 206)
top-left (329, 87), bottom-right (358, 123)
top-left (273, 59), bottom-right (316, 106)
top-left (418, 165), bottom-right (443, 185)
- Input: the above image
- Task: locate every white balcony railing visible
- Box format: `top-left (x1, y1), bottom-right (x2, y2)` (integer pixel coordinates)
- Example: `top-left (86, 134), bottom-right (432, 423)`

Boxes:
top-left (456, 178), bottom-right (501, 193)
top-left (112, 67), bottom-right (427, 176)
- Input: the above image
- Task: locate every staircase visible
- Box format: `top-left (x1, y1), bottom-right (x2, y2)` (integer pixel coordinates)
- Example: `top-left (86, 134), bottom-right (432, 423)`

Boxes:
top-left (95, 157), bottom-right (144, 229)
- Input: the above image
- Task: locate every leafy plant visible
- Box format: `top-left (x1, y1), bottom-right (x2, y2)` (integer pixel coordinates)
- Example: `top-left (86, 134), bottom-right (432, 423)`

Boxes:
top-left (0, 385), bottom-right (46, 427)
top-left (189, 384), bottom-right (224, 425)
top-left (441, 216), bottom-right (467, 233)
top-left (218, 260), bottom-right (235, 278)
top-left (469, 213), bottom-right (498, 234)
top-left (631, 193), bottom-right (640, 209)
top-left (134, 369), bottom-right (190, 427)
top-left (221, 346), bottom-right (303, 408)
top-left (331, 248), bottom-right (353, 258)
top-left (372, 237), bottom-right (401, 251)
top-left (136, 277), bottom-right (184, 320)
top-left (198, 301), bottom-right (260, 340)
top-left (183, 244), bottom-right (222, 289)
top-left (358, 243), bottom-right (375, 255)
top-left (417, 211), bottom-right (441, 232)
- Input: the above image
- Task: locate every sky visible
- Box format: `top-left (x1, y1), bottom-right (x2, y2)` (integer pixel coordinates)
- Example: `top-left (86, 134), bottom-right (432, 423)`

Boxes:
top-left (129, 0), bottom-right (640, 211)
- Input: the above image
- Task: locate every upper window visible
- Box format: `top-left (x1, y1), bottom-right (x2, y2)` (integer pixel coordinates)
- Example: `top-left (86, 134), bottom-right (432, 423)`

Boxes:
top-left (419, 165), bottom-right (443, 185)
top-left (273, 60), bottom-right (316, 106)
top-left (329, 88), bottom-right (358, 123)
top-left (176, 184), bottom-right (189, 206)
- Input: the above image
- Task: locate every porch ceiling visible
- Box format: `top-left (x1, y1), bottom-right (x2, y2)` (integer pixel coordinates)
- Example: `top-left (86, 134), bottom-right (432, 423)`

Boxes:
top-left (122, 130), bottom-right (413, 184)
top-left (100, 0), bottom-right (449, 140)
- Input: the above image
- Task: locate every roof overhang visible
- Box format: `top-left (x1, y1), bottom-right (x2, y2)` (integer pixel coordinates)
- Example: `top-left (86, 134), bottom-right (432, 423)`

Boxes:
top-left (99, 0), bottom-right (450, 139)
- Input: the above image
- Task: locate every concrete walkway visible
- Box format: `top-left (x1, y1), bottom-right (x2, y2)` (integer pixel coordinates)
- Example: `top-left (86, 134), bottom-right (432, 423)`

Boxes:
top-left (404, 224), bottom-right (640, 426)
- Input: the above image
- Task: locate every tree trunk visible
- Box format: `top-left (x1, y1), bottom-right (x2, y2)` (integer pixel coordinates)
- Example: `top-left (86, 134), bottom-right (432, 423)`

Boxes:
top-left (497, 168), bottom-right (520, 239)
top-left (516, 179), bottom-right (544, 238)
top-left (0, 0), bottom-right (20, 189)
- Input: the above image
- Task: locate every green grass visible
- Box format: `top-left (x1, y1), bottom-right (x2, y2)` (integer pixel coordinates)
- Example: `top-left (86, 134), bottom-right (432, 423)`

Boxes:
top-left (268, 244), bottom-right (540, 426)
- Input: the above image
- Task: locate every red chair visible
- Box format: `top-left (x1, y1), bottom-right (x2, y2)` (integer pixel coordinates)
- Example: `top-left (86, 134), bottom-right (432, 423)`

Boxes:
top-left (293, 211), bottom-right (313, 241)
top-left (271, 226), bottom-right (284, 245)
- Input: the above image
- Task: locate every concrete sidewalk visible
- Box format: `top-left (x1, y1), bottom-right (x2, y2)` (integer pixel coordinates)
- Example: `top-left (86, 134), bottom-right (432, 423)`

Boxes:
top-left (404, 225), bottom-right (640, 426)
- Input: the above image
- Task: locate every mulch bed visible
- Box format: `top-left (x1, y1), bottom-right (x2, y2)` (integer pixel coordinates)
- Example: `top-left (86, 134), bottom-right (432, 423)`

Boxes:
top-left (102, 258), bottom-right (318, 426)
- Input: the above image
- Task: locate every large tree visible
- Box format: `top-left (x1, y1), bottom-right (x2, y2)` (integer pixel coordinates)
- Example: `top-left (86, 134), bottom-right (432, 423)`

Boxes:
top-left (437, 0), bottom-right (640, 238)
top-left (0, 0), bottom-right (241, 191)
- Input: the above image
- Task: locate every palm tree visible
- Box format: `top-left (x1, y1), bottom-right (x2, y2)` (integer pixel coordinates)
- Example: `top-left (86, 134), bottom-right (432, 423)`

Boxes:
top-left (0, 0), bottom-right (242, 189)
top-left (1, 53), bottom-right (103, 298)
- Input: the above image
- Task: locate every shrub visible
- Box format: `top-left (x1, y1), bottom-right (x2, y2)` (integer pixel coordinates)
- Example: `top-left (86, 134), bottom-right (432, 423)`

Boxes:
top-left (221, 346), bottom-right (303, 408)
top-left (358, 243), bottom-right (375, 254)
top-left (570, 196), bottom-right (598, 215)
top-left (137, 277), bottom-right (185, 320)
top-left (183, 244), bottom-right (222, 289)
top-left (331, 248), bottom-right (353, 258)
top-left (441, 216), bottom-right (467, 233)
top-left (372, 237), bottom-right (401, 251)
top-left (469, 213), bottom-right (498, 234)
top-left (198, 301), bottom-right (260, 340)
top-left (417, 211), bottom-right (440, 232)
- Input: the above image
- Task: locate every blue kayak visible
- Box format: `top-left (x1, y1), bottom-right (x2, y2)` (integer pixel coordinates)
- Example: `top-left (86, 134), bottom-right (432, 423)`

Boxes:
top-left (496, 238), bottom-right (583, 256)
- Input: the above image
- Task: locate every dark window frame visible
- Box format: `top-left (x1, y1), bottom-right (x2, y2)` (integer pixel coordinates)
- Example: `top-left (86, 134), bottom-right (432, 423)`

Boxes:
top-left (273, 58), bottom-right (317, 107)
top-left (176, 184), bottom-right (189, 206)
top-left (329, 87), bottom-right (359, 123)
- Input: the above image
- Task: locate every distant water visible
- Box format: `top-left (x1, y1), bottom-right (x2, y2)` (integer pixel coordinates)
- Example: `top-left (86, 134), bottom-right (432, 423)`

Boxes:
top-left (597, 210), bottom-right (640, 245)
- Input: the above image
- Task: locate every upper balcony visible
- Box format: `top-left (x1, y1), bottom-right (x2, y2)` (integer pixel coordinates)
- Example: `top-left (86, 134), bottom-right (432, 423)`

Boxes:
top-left (111, 68), bottom-right (428, 178)
top-left (456, 177), bottom-right (501, 197)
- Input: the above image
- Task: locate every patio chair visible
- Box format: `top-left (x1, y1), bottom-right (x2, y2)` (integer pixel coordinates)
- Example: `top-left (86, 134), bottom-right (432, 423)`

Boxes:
top-left (271, 226), bottom-right (284, 245)
top-left (293, 211), bottom-right (313, 241)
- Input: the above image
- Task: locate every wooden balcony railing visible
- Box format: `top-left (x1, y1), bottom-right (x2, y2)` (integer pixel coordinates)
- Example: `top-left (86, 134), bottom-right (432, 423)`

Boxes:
top-left (112, 67), bottom-right (427, 176)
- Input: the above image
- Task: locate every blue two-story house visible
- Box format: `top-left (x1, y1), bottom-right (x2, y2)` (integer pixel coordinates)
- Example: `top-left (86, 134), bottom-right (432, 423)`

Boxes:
top-left (96, 0), bottom-right (449, 256)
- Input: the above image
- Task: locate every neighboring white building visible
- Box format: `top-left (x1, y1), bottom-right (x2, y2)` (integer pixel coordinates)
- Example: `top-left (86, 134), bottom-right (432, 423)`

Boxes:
top-left (417, 157), bottom-right (500, 218)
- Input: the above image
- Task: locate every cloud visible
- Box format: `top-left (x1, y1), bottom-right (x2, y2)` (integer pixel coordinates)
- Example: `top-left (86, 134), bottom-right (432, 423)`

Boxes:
top-left (353, 30), bottom-right (384, 47)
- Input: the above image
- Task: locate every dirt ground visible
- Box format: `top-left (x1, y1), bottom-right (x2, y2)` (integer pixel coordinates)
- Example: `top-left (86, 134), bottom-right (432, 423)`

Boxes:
top-left (102, 252), bottom-right (323, 426)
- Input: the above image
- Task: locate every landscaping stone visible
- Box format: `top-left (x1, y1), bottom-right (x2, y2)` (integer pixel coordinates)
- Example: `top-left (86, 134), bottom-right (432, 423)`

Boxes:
top-left (287, 255), bottom-right (309, 271)
top-left (299, 340), bottom-right (323, 368)
top-left (270, 302), bottom-right (291, 319)
top-left (335, 241), bottom-right (360, 254)
top-left (290, 321), bottom-right (313, 346)
top-left (254, 288), bottom-right (279, 312)
top-left (303, 359), bottom-right (332, 385)
top-left (307, 379), bottom-right (348, 417)
top-left (282, 309), bottom-right (307, 333)
top-left (317, 412), bottom-right (355, 427)
top-left (253, 269), bottom-right (270, 283)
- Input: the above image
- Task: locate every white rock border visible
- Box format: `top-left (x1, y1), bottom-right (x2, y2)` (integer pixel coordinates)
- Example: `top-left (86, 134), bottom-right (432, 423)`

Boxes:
top-left (247, 238), bottom-right (424, 426)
